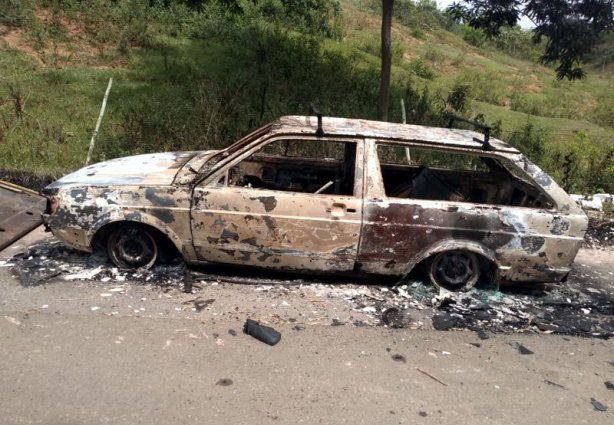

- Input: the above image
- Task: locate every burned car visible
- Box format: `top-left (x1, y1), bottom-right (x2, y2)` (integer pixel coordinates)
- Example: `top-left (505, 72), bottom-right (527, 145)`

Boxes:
top-left (42, 116), bottom-right (587, 291)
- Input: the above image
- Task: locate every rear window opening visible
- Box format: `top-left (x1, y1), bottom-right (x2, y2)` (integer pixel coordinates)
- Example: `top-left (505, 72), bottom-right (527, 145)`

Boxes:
top-left (376, 143), bottom-right (553, 209)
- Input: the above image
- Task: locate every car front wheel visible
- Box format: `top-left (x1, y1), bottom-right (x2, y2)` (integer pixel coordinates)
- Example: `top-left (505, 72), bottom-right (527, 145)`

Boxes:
top-left (107, 225), bottom-right (158, 270)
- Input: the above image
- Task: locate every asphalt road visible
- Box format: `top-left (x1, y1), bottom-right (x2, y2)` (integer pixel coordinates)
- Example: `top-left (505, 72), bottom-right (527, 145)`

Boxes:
top-left (1, 311), bottom-right (612, 425)
top-left (0, 235), bottom-right (613, 424)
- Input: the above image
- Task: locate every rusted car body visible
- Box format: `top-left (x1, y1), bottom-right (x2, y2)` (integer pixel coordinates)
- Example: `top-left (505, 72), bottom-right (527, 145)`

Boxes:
top-left (42, 116), bottom-right (587, 290)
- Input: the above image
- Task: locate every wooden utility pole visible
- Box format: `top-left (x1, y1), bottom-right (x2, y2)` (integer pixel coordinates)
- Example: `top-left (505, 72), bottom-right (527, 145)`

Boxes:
top-left (377, 0), bottom-right (394, 121)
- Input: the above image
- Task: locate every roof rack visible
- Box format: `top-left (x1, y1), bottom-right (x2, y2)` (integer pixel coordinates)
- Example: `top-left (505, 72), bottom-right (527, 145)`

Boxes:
top-left (446, 114), bottom-right (491, 150)
top-left (309, 104), bottom-right (324, 137)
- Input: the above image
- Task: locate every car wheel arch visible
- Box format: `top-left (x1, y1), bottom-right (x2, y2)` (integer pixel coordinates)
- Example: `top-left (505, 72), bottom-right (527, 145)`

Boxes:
top-left (401, 239), bottom-right (500, 284)
top-left (89, 212), bottom-right (183, 255)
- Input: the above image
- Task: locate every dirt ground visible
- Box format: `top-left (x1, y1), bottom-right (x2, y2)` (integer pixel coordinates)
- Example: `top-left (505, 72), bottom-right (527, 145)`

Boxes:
top-left (0, 229), bottom-right (613, 424)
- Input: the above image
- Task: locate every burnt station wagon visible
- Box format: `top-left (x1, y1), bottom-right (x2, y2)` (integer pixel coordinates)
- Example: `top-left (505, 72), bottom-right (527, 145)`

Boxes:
top-left (42, 115), bottom-right (587, 291)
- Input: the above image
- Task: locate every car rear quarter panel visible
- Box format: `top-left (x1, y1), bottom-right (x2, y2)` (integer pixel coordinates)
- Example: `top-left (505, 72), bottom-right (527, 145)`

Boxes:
top-left (357, 142), bottom-right (587, 282)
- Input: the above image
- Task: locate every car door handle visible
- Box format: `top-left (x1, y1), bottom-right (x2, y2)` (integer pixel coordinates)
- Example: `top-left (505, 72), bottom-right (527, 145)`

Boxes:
top-left (326, 203), bottom-right (356, 216)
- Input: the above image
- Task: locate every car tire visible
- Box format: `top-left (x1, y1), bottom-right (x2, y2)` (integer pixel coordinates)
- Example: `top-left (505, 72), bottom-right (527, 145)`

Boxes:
top-left (428, 250), bottom-right (480, 292)
top-left (107, 225), bottom-right (158, 270)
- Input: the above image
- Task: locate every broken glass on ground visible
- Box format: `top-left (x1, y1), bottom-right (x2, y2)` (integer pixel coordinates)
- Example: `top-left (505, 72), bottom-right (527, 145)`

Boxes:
top-left (3, 238), bottom-right (613, 339)
top-left (6, 239), bottom-right (187, 289)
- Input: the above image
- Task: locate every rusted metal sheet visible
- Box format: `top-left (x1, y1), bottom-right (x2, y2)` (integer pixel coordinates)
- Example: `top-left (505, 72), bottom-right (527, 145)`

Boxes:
top-left (0, 181), bottom-right (46, 251)
top-left (41, 115), bottom-right (587, 289)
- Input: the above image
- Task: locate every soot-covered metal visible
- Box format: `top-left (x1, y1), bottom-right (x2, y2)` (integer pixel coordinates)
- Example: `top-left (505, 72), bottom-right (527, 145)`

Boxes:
top-left (42, 115), bottom-right (587, 290)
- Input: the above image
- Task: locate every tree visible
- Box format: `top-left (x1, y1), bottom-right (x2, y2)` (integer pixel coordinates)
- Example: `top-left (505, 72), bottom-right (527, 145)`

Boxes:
top-left (376, 0), bottom-right (612, 121)
top-left (377, 0), bottom-right (394, 121)
top-left (448, 0), bottom-right (614, 80)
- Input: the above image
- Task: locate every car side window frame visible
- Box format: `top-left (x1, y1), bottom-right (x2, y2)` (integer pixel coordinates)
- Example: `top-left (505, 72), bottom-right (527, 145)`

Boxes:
top-left (199, 135), bottom-right (365, 199)
top-left (367, 139), bottom-right (557, 211)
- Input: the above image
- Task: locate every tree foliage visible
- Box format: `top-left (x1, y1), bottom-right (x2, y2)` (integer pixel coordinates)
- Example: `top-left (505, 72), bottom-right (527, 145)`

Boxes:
top-left (449, 0), bottom-right (614, 79)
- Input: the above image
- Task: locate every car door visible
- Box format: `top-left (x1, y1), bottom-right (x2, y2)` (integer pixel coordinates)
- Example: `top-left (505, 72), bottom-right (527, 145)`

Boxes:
top-left (190, 136), bottom-right (365, 272)
top-left (357, 139), bottom-right (509, 276)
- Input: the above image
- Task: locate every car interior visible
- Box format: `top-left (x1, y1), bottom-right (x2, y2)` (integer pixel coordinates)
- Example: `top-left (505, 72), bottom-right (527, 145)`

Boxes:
top-left (377, 144), bottom-right (554, 209)
top-left (218, 138), bottom-right (553, 209)
top-left (222, 139), bottom-right (357, 196)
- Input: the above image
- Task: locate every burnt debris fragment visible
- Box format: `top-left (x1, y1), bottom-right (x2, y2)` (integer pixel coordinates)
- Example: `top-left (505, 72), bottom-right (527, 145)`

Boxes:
top-left (182, 297), bottom-right (215, 312)
top-left (431, 313), bottom-right (465, 331)
top-left (244, 319), bottom-right (282, 346)
top-left (381, 307), bottom-right (412, 328)
top-left (391, 354), bottom-right (407, 363)
top-left (590, 398), bottom-right (608, 412)
top-left (515, 343), bottom-right (534, 355)
top-left (3, 238), bottom-right (612, 339)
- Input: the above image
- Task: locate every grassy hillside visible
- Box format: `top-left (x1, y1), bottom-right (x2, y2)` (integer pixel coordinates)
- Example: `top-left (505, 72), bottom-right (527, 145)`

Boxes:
top-left (0, 0), bottom-right (612, 192)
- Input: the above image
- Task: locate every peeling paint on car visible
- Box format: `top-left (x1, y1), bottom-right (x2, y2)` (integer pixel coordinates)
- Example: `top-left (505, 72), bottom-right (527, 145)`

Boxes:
top-left (42, 115), bottom-right (587, 288)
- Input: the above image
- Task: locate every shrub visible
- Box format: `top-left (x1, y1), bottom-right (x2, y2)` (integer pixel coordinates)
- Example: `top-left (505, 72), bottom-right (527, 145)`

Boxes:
top-left (542, 132), bottom-right (614, 194)
top-left (411, 28), bottom-right (425, 39)
top-left (446, 83), bottom-right (471, 113)
top-left (0, 0), bottom-right (32, 27)
top-left (423, 47), bottom-right (445, 64)
top-left (461, 25), bottom-right (485, 47)
top-left (507, 119), bottom-right (548, 164)
top-left (408, 58), bottom-right (435, 80)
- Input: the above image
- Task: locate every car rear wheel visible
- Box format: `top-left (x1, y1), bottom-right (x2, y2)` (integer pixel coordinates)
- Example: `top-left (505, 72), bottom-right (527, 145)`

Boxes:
top-left (107, 225), bottom-right (158, 270)
top-left (429, 250), bottom-right (480, 291)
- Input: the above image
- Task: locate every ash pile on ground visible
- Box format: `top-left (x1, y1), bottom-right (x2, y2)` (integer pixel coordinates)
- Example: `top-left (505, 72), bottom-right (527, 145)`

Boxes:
top-left (2, 239), bottom-right (613, 339)
top-left (584, 216), bottom-right (614, 249)
top-left (3, 240), bottom-right (187, 290)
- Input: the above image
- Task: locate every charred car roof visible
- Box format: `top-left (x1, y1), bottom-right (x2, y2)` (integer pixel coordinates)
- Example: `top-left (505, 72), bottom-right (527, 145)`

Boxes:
top-left (265, 116), bottom-right (519, 153)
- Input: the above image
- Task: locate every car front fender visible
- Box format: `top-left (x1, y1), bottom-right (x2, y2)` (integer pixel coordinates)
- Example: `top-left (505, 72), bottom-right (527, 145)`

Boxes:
top-left (86, 209), bottom-right (185, 254)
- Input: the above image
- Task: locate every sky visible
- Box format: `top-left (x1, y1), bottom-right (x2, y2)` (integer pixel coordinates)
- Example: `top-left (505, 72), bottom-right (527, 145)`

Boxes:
top-left (435, 0), bottom-right (535, 29)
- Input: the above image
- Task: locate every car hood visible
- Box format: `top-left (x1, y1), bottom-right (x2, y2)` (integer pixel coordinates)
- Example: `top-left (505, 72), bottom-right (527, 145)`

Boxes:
top-left (44, 152), bottom-right (198, 192)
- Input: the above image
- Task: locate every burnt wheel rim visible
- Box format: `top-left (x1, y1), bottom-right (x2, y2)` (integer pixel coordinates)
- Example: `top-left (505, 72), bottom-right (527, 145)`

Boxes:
top-left (108, 227), bottom-right (157, 269)
top-left (429, 250), bottom-right (480, 291)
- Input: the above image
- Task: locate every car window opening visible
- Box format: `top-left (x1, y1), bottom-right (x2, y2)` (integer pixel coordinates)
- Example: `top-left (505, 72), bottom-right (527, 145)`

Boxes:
top-left (376, 143), bottom-right (553, 208)
top-left (221, 139), bottom-right (357, 196)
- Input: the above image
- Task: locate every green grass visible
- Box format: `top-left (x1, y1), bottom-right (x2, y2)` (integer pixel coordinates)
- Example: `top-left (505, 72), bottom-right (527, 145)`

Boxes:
top-left (0, 49), bottom-right (121, 174)
top-left (0, 0), bottom-right (612, 187)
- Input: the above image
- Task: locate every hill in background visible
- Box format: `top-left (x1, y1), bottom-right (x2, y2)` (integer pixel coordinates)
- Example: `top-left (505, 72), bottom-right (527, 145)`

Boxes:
top-left (0, 0), bottom-right (612, 192)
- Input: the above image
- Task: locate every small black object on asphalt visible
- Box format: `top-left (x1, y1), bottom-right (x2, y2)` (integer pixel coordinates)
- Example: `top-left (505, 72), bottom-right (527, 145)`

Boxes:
top-left (183, 270), bottom-right (192, 293)
top-left (216, 378), bottom-right (233, 386)
top-left (590, 398), bottom-right (608, 412)
top-left (604, 381), bottom-right (614, 390)
top-left (391, 354), bottom-right (407, 363)
top-left (515, 343), bottom-right (534, 355)
top-left (244, 319), bottom-right (282, 346)
top-left (228, 329), bottom-right (237, 336)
